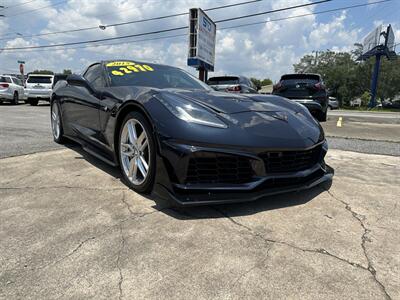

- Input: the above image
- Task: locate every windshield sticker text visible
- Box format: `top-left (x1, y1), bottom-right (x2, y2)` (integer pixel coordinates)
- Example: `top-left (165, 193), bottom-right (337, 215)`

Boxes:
top-left (110, 64), bottom-right (154, 76)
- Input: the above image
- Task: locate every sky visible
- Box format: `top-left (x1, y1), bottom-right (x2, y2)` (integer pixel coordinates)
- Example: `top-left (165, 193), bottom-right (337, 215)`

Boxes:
top-left (0, 0), bottom-right (399, 81)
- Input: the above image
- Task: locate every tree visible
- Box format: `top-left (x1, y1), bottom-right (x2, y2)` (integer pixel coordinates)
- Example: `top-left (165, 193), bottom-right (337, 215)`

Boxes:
top-left (63, 69), bottom-right (72, 75)
top-left (250, 77), bottom-right (273, 90)
top-left (31, 69), bottom-right (54, 75)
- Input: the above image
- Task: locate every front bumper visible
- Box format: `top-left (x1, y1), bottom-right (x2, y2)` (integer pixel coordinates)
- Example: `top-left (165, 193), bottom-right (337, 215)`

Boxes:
top-left (153, 139), bottom-right (333, 206)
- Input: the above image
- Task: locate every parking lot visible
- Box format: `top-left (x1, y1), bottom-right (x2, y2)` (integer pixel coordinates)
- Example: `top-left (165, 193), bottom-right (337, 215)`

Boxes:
top-left (1, 103), bottom-right (399, 299)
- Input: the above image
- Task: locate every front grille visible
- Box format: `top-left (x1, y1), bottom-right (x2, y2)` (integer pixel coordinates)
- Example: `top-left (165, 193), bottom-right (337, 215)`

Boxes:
top-left (186, 153), bottom-right (254, 184)
top-left (260, 145), bottom-right (322, 173)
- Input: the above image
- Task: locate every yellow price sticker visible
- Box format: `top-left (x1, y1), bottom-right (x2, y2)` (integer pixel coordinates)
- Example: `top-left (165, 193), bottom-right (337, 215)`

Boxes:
top-left (106, 61), bottom-right (135, 67)
top-left (111, 70), bottom-right (124, 76)
top-left (109, 64), bottom-right (155, 76)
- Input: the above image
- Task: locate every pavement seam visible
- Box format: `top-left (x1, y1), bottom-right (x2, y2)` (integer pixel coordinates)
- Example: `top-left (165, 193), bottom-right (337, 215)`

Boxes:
top-left (326, 135), bottom-right (400, 144)
top-left (116, 224), bottom-right (126, 300)
top-left (3, 210), bottom-right (159, 276)
top-left (0, 186), bottom-right (129, 191)
top-left (120, 191), bottom-right (135, 215)
top-left (325, 189), bottom-right (392, 300)
top-left (211, 206), bottom-right (392, 295)
top-left (231, 244), bottom-right (273, 289)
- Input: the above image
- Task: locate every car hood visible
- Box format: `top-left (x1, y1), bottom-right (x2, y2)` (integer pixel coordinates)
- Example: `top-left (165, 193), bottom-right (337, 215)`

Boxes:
top-left (160, 89), bottom-right (302, 114)
top-left (107, 86), bottom-right (323, 147)
top-left (155, 89), bottom-right (323, 147)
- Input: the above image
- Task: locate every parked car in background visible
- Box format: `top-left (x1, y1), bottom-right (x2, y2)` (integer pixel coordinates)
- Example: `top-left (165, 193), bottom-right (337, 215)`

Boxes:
top-left (272, 73), bottom-right (328, 122)
top-left (328, 97), bottom-right (339, 110)
top-left (350, 98), bottom-right (362, 107)
top-left (207, 76), bottom-right (258, 94)
top-left (25, 74), bottom-right (54, 106)
top-left (0, 75), bottom-right (27, 105)
top-left (382, 99), bottom-right (400, 109)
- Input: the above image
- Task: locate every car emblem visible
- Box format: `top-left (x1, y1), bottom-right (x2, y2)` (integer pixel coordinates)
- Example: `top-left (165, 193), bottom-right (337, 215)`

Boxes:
top-left (271, 112), bottom-right (288, 122)
top-left (296, 84), bottom-right (300, 88)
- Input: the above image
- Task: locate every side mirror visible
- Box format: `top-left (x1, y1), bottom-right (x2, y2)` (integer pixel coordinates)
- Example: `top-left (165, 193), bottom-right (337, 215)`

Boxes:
top-left (67, 74), bottom-right (94, 93)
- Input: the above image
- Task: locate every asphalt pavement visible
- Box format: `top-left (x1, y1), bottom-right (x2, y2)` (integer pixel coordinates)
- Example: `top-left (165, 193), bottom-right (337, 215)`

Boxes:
top-left (0, 103), bottom-right (62, 158)
top-left (328, 110), bottom-right (400, 121)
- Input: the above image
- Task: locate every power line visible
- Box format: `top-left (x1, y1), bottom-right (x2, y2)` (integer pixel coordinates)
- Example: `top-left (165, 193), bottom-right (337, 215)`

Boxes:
top-left (1, 0), bottom-right (388, 54)
top-left (0, 0), bottom-right (40, 10)
top-left (0, 0), bottom-right (332, 51)
top-left (0, 0), bottom-right (265, 41)
top-left (3, 0), bottom-right (67, 17)
top-left (102, 0), bottom-right (264, 29)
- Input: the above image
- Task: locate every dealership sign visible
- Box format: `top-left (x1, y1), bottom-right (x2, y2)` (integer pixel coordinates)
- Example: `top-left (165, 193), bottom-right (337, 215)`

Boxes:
top-left (362, 25), bottom-right (383, 55)
top-left (386, 25), bottom-right (395, 51)
top-left (187, 8), bottom-right (216, 71)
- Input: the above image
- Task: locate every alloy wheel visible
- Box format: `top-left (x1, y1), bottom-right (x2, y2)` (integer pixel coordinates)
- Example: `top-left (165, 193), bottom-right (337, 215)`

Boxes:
top-left (51, 103), bottom-right (61, 140)
top-left (120, 119), bottom-right (150, 185)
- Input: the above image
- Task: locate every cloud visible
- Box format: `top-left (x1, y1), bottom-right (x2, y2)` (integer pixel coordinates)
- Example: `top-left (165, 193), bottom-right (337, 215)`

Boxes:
top-left (0, 0), bottom-right (396, 80)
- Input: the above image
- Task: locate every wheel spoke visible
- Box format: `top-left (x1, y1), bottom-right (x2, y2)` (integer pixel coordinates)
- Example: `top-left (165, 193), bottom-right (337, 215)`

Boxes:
top-left (128, 158), bottom-right (138, 179)
top-left (127, 122), bottom-right (137, 143)
top-left (137, 157), bottom-right (148, 177)
top-left (136, 131), bottom-right (146, 148)
top-left (139, 156), bottom-right (149, 171)
top-left (139, 139), bottom-right (148, 152)
top-left (52, 111), bottom-right (57, 121)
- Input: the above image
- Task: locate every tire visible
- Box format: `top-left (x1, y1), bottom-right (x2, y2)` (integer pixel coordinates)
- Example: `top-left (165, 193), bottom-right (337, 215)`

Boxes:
top-left (318, 110), bottom-right (328, 122)
top-left (51, 101), bottom-right (66, 144)
top-left (118, 111), bottom-right (156, 194)
top-left (12, 92), bottom-right (19, 105)
top-left (30, 99), bottom-right (39, 106)
top-left (24, 100), bottom-right (29, 104)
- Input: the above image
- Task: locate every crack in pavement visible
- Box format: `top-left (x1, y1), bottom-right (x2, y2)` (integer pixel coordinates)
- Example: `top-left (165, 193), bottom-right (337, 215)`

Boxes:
top-left (231, 244), bottom-right (273, 289)
top-left (116, 224), bottom-right (126, 300)
top-left (120, 191), bottom-right (135, 216)
top-left (212, 205), bottom-right (393, 299)
top-left (212, 207), bottom-right (368, 269)
top-left (326, 189), bottom-right (392, 300)
top-left (2, 210), bottom-right (159, 276)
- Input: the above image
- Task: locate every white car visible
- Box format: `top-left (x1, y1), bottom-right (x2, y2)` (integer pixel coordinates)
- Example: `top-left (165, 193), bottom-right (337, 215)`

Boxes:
top-left (25, 74), bottom-right (54, 106)
top-left (0, 75), bottom-right (27, 105)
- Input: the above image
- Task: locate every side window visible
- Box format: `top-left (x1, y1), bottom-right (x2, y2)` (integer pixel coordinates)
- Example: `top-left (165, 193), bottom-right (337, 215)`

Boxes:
top-left (12, 78), bottom-right (22, 86)
top-left (5, 77), bottom-right (12, 83)
top-left (84, 64), bottom-right (105, 89)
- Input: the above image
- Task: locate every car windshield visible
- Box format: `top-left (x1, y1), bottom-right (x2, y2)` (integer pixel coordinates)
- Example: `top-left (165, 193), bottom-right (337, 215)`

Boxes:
top-left (0, 76), bottom-right (7, 82)
top-left (207, 76), bottom-right (240, 85)
top-left (106, 61), bottom-right (210, 91)
top-left (27, 76), bottom-right (52, 84)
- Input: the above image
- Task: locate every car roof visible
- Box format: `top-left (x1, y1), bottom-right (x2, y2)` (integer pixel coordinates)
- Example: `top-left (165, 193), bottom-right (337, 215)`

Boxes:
top-left (28, 74), bottom-right (54, 77)
top-left (281, 73), bottom-right (321, 77)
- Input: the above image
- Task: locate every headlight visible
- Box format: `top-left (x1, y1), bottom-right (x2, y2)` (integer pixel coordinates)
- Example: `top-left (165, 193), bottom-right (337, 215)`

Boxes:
top-left (156, 94), bottom-right (227, 128)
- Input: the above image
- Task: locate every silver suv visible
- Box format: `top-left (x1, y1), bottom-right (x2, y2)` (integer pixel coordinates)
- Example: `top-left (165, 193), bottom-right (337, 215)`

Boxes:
top-left (0, 75), bottom-right (26, 105)
top-left (25, 74), bottom-right (54, 106)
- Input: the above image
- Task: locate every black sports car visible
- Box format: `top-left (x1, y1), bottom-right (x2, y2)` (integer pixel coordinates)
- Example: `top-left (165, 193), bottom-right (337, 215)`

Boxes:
top-left (51, 60), bottom-right (333, 206)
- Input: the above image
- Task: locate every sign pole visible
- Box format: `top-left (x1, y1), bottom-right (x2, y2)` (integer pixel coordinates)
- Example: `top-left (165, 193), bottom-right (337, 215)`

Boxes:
top-left (369, 53), bottom-right (382, 108)
top-left (198, 68), bottom-right (208, 82)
